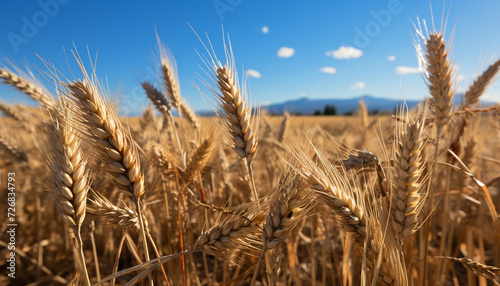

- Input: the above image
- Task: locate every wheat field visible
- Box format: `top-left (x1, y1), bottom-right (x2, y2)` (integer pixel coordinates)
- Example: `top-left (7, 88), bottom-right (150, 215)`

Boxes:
top-left (0, 25), bottom-right (500, 286)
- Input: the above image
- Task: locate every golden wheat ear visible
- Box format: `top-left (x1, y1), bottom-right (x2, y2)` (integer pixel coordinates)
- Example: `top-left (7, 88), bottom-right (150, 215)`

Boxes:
top-left (44, 106), bottom-right (90, 229)
top-left (67, 80), bottom-right (145, 198)
top-left (290, 146), bottom-right (399, 284)
top-left (214, 65), bottom-right (259, 163)
top-left (193, 200), bottom-right (266, 258)
top-left (0, 66), bottom-right (56, 107)
top-left (196, 32), bottom-right (260, 202)
top-left (156, 35), bottom-right (200, 131)
top-left (464, 59), bottom-right (500, 107)
top-left (263, 171), bottom-right (313, 250)
top-left (63, 54), bottom-right (153, 283)
top-left (0, 134), bottom-right (28, 163)
top-left (142, 81), bottom-right (172, 115)
top-left (87, 190), bottom-right (139, 229)
top-left (424, 32), bottom-right (455, 128)
top-left (157, 39), bottom-right (182, 109)
top-left (435, 257), bottom-right (500, 285)
top-left (277, 112), bottom-right (289, 143)
top-left (358, 100), bottom-right (368, 128)
top-left (0, 102), bottom-right (33, 132)
top-left (390, 109), bottom-right (427, 243)
top-left (182, 134), bottom-right (216, 183)
top-left (251, 169), bottom-right (314, 285)
top-left (41, 101), bottom-right (91, 285)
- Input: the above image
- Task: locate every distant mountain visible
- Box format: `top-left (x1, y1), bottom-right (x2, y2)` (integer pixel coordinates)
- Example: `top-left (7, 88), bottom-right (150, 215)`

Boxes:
top-left (257, 94), bottom-right (497, 115)
top-left (193, 94), bottom-right (498, 116)
top-left (260, 95), bottom-right (421, 115)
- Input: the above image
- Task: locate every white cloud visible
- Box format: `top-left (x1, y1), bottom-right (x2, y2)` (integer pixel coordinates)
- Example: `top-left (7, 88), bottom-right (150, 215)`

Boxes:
top-left (457, 74), bottom-right (465, 82)
top-left (320, 67), bottom-right (337, 74)
top-left (326, 46), bottom-right (363, 59)
top-left (387, 55), bottom-right (396, 61)
top-left (396, 66), bottom-right (421, 75)
top-left (350, 81), bottom-right (366, 90)
top-left (260, 101), bottom-right (271, 106)
top-left (262, 26), bottom-right (269, 34)
top-left (277, 47), bottom-right (295, 58)
top-left (246, 69), bottom-right (261, 78)
top-left (300, 92), bottom-right (307, 97)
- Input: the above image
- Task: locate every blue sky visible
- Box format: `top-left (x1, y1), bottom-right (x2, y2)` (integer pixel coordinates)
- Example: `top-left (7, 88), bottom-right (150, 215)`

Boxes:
top-left (0, 0), bottom-right (499, 114)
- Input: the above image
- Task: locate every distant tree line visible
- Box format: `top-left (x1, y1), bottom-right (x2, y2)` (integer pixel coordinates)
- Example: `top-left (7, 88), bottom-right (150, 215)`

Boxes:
top-left (312, 105), bottom-right (395, 116)
top-left (314, 105), bottom-right (337, 116)
top-left (260, 104), bottom-right (397, 116)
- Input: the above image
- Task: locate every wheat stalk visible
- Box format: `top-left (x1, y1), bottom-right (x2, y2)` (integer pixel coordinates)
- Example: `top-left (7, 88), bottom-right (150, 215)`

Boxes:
top-left (157, 36), bottom-right (200, 131)
top-left (213, 63), bottom-right (260, 205)
top-left (424, 31), bottom-right (460, 283)
top-left (0, 67), bottom-right (56, 107)
top-left (436, 256), bottom-right (500, 285)
top-left (66, 76), bottom-right (152, 284)
top-left (359, 100), bottom-right (368, 128)
top-left (277, 112), bottom-right (289, 143)
top-left (43, 103), bottom-right (91, 286)
top-left (0, 102), bottom-right (33, 132)
top-left (0, 134), bottom-right (28, 163)
top-left (142, 81), bottom-right (183, 155)
top-left (196, 34), bottom-right (260, 203)
top-left (465, 59), bottom-right (500, 107)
